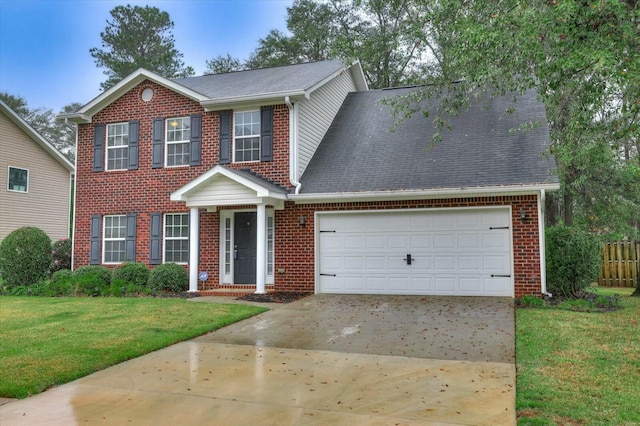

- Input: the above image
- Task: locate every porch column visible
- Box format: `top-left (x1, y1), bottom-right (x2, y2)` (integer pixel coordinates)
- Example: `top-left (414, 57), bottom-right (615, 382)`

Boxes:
top-left (255, 203), bottom-right (266, 294)
top-left (188, 207), bottom-right (200, 292)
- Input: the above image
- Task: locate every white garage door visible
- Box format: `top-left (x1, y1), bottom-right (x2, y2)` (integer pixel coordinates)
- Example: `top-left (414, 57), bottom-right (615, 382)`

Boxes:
top-left (317, 208), bottom-right (513, 296)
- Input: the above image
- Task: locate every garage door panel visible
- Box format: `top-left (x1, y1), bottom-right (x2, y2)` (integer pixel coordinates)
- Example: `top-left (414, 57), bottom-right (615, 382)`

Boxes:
top-left (318, 208), bottom-right (513, 297)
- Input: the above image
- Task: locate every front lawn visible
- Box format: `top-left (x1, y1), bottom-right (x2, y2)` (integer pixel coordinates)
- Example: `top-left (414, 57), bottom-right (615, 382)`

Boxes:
top-left (516, 287), bottom-right (640, 425)
top-left (0, 297), bottom-right (266, 398)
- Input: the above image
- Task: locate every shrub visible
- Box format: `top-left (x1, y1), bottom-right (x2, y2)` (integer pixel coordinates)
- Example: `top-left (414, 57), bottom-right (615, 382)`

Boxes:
top-left (73, 265), bottom-right (112, 296)
top-left (48, 270), bottom-right (75, 296)
top-left (50, 238), bottom-right (72, 274)
top-left (0, 227), bottom-right (52, 288)
top-left (108, 278), bottom-right (146, 297)
top-left (148, 263), bottom-right (188, 293)
top-left (112, 262), bottom-right (150, 289)
top-left (546, 225), bottom-right (602, 298)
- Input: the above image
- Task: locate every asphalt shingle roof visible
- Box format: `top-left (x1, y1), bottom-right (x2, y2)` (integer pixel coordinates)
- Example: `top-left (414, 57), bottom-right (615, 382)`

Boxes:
top-left (300, 87), bottom-right (558, 194)
top-left (174, 60), bottom-right (346, 100)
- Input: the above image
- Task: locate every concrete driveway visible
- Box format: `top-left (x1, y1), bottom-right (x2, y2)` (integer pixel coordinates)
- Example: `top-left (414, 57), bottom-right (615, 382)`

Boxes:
top-left (0, 295), bottom-right (515, 425)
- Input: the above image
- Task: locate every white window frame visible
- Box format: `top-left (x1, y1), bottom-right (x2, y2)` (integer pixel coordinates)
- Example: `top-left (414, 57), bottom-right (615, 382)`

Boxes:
top-left (219, 209), bottom-right (274, 284)
top-left (103, 215), bottom-right (126, 264)
top-left (163, 213), bottom-right (189, 264)
top-left (165, 117), bottom-right (191, 167)
top-left (7, 166), bottom-right (29, 193)
top-left (233, 110), bottom-right (261, 163)
top-left (106, 123), bottom-right (129, 171)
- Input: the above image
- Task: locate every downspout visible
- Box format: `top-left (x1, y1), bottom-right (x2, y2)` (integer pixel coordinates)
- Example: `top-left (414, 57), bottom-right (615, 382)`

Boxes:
top-left (66, 118), bottom-right (78, 271)
top-left (285, 96), bottom-right (302, 194)
top-left (538, 189), bottom-right (551, 297)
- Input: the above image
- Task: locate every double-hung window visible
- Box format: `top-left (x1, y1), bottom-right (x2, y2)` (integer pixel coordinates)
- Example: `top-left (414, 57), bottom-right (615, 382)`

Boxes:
top-left (166, 117), bottom-right (191, 167)
top-left (106, 123), bottom-right (129, 170)
top-left (7, 167), bottom-right (28, 192)
top-left (164, 213), bottom-right (189, 263)
top-left (233, 111), bottom-right (260, 162)
top-left (103, 215), bottom-right (126, 263)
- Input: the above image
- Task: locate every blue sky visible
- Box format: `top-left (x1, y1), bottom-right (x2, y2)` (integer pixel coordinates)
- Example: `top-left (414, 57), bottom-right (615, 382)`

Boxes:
top-left (0, 0), bottom-right (292, 112)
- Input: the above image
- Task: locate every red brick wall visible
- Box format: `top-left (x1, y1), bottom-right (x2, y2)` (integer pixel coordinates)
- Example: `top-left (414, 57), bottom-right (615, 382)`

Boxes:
top-left (73, 80), bottom-right (290, 268)
top-left (272, 196), bottom-right (541, 298)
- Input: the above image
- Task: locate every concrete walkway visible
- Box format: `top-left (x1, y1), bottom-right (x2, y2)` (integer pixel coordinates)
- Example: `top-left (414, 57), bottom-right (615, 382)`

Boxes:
top-left (0, 295), bottom-right (516, 425)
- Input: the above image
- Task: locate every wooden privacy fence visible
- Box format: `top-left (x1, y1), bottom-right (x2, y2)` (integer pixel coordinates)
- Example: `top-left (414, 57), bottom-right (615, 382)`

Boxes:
top-left (599, 241), bottom-right (639, 287)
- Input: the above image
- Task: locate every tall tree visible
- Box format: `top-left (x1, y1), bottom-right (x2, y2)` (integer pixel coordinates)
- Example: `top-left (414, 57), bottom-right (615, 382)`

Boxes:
top-left (204, 54), bottom-right (245, 75)
top-left (245, 0), bottom-right (335, 69)
top-left (402, 0), bottom-right (640, 237)
top-left (1, 92), bottom-right (78, 162)
top-left (90, 5), bottom-right (194, 90)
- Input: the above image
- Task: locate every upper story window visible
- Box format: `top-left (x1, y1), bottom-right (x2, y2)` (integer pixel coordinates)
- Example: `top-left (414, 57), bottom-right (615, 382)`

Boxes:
top-left (106, 123), bottom-right (129, 170)
top-left (234, 111), bottom-right (261, 162)
top-left (166, 117), bottom-right (191, 167)
top-left (7, 167), bottom-right (28, 192)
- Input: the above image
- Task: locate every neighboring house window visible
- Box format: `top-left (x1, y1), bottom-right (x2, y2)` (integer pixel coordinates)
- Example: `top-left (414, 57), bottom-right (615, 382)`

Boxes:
top-left (103, 215), bottom-right (126, 263)
top-left (164, 213), bottom-right (189, 263)
top-left (106, 123), bottom-right (129, 170)
top-left (166, 117), bottom-right (191, 167)
top-left (7, 167), bottom-right (28, 192)
top-left (234, 111), bottom-right (261, 162)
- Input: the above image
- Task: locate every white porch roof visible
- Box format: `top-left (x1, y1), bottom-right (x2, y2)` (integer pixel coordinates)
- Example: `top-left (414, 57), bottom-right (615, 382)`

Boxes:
top-left (170, 165), bottom-right (288, 209)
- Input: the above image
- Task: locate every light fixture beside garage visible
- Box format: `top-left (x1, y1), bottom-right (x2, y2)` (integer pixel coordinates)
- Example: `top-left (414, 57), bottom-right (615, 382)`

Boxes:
top-left (519, 208), bottom-right (529, 222)
top-left (299, 215), bottom-right (306, 226)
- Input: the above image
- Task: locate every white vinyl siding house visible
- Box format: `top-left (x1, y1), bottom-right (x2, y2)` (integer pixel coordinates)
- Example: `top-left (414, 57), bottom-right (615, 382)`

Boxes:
top-left (0, 101), bottom-right (74, 243)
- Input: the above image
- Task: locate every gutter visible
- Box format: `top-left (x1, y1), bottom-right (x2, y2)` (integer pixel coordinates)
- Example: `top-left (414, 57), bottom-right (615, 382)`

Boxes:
top-left (289, 183), bottom-right (561, 204)
top-left (285, 96), bottom-right (302, 194)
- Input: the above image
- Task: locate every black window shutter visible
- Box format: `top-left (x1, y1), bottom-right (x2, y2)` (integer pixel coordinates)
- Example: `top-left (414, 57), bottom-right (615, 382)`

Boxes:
top-left (260, 106), bottom-right (273, 162)
top-left (219, 110), bottom-right (231, 164)
top-left (152, 118), bottom-right (164, 168)
top-left (190, 114), bottom-right (202, 166)
top-left (149, 213), bottom-right (162, 265)
top-left (89, 215), bottom-right (101, 264)
top-left (125, 213), bottom-right (137, 261)
top-left (93, 124), bottom-right (105, 172)
top-left (128, 120), bottom-right (139, 170)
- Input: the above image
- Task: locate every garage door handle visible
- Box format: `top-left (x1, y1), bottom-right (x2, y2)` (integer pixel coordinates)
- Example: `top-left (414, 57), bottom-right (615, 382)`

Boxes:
top-left (320, 273), bottom-right (336, 277)
top-left (491, 274), bottom-right (511, 277)
top-left (404, 254), bottom-right (412, 265)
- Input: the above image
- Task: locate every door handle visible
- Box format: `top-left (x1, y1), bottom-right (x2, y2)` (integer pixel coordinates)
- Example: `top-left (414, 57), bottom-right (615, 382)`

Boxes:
top-left (234, 245), bottom-right (238, 260)
top-left (404, 254), bottom-right (412, 265)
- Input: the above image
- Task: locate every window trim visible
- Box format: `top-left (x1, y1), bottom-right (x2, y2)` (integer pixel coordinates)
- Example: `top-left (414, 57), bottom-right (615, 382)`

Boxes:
top-left (105, 122), bottom-right (129, 171)
top-left (165, 116), bottom-right (191, 168)
top-left (233, 110), bottom-right (261, 163)
top-left (163, 213), bottom-right (189, 264)
top-left (103, 214), bottom-right (127, 264)
top-left (7, 166), bottom-right (29, 193)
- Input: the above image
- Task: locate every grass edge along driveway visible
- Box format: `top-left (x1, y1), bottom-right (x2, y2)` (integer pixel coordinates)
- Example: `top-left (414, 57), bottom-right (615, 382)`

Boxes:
top-left (0, 297), bottom-right (266, 399)
top-left (516, 287), bottom-right (640, 425)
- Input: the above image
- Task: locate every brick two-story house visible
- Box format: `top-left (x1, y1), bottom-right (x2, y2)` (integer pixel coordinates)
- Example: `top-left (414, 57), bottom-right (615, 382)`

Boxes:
top-left (61, 60), bottom-right (558, 298)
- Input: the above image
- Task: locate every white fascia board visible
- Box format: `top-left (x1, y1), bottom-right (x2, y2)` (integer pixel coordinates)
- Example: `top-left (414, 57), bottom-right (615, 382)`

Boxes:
top-left (170, 165), bottom-right (288, 201)
top-left (290, 183), bottom-right (560, 204)
top-left (58, 69), bottom-right (209, 124)
top-left (201, 90), bottom-right (307, 111)
top-left (1, 100), bottom-right (75, 172)
top-left (348, 61), bottom-right (369, 92)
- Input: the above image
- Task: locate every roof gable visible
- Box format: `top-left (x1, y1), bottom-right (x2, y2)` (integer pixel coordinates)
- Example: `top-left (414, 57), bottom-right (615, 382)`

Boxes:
top-left (299, 87), bottom-right (558, 195)
top-left (0, 100), bottom-right (74, 172)
top-left (59, 61), bottom-right (367, 122)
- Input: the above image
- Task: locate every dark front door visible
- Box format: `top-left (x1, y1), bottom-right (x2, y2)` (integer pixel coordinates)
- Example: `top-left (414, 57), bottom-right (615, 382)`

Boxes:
top-left (234, 212), bottom-right (257, 284)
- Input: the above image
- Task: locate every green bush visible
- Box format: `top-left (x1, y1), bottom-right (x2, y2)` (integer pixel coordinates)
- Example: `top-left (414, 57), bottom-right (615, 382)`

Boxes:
top-left (0, 227), bottom-right (52, 288)
top-left (546, 225), bottom-right (602, 298)
top-left (50, 238), bottom-right (72, 274)
top-left (73, 265), bottom-right (112, 296)
top-left (148, 263), bottom-right (188, 293)
top-left (108, 278), bottom-right (147, 297)
top-left (48, 270), bottom-right (75, 296)
top-left (112, 262), bottom-right (150, 289)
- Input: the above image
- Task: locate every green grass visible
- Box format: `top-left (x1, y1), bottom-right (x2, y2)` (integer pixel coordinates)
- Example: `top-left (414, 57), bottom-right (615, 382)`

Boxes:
top-left (0, 297), bottom-right (266, 398)
top-left (516, 287), bottom-right (640, 425)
